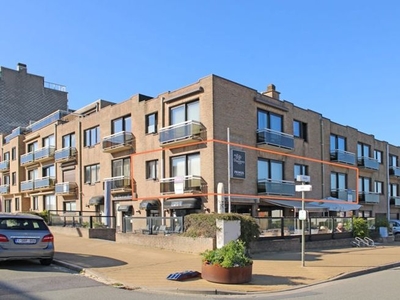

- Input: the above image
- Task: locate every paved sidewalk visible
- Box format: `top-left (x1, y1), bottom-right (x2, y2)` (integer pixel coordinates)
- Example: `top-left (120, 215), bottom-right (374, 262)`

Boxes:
top-left (53, 232), bottom-right (400, 294)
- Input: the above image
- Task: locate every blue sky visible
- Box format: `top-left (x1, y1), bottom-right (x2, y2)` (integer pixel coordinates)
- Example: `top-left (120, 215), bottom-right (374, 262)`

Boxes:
top-left (2, 1), bottom-right (400, 145)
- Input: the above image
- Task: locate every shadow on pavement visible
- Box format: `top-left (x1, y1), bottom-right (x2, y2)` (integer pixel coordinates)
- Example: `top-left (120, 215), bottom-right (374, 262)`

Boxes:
top-left (251, 274), bottom-right (309, 286)
top-left (54, 252), bottom-right (127, 268)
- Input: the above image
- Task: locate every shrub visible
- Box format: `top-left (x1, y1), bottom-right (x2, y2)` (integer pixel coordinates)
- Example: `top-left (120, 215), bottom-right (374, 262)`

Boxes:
top-left (352, 217), bottom-right (369, 238)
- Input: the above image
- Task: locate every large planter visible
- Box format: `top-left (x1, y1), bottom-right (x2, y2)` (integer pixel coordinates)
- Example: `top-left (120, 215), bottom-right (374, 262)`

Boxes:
top-left (201, 263), bottom-right (253, 284)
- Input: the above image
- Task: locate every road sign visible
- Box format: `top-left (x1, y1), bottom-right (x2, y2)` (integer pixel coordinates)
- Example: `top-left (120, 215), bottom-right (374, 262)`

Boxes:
top-left (295, 184), bottom-right (312, 192)
top-left (296, 175), bottom-right (310, 182)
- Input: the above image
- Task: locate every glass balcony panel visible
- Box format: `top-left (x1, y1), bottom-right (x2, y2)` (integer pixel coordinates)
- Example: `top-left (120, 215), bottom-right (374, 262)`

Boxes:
top-left (389, 166), bottom-right (400, 177)
top-left (102, 131), bottom-right (134, 151)
top-left (55, 147), bottom-right (77, 162)
top-left (0, 160), bottom-right (10, 171)
top-left (160, 175), bottom-right (203, 194)
top-left (21, 152), bottom-right (34, 165)
top-left (0, 185), bottom-right (10, 194)
top-left (34, 146), bottom-right (55, 161)
top-left (330, 150), bottom-right (356, 165)
top-left (257, 179), bottom-right (295, 196)
top-left (104, 176), bottom-right (131, 190)
top-left (256, 128), bottom-right (294, 150)
top-left (359, 192), bottom-right (380, 203)
top-left (331, 189), bottom-right (356, 201)
top-left (21, 180), bottom-right (34, 191)
top-left (159, 121), bottom-right (202, 145)
top-left (55, 182), bottom-right (77, 194)
top-left (357, 157), bottom-right (379, 170)
top-left (34, 177), bottom-right (56, 189)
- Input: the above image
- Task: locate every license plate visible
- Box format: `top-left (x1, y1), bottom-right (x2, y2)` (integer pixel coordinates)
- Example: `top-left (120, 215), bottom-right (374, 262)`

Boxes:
top-left (14, 238), bottom-right (37, 244)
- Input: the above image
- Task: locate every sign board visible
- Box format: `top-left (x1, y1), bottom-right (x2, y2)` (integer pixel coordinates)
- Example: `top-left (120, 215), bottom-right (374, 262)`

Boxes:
top-left (296, 175), bottom-right (310, 182)
top-left (231, 149), bottom-right (246, 179)
top-left (295, 184), bottom-right (312, 192)
top-left (299, 209), bottom-right (307, 220)
top-left (174, 176), bottom-right (184, 194)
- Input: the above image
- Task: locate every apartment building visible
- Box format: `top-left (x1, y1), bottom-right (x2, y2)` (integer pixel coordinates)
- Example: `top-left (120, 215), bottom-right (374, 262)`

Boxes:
top-left (0, 63), bottom-right (68, 135)
top-left (1, 74), bottom-right (400, 229)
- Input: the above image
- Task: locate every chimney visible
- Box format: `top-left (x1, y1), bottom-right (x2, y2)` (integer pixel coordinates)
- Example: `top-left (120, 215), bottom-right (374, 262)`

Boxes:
top-left (263, 84), bottom-right (280, 100)
top-left (17, 63), bottom-right (27, 72)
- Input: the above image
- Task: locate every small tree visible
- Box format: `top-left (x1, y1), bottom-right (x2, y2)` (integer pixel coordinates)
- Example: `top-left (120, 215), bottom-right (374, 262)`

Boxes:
top-left (352, 217), bottom-right (369, 238)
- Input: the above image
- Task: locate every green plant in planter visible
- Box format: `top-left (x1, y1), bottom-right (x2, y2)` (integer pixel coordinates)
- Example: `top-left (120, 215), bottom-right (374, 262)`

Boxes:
top-left (201, 239), bottom-right (252, 268)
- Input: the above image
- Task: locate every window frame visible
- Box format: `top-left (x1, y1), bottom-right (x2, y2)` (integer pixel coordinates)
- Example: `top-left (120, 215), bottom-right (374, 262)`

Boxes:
top-left (293, 120), bottom-right (308, 142)
top-left (84, 126), bottom-right (100, 147)
top-left (145, 112), bottom-right (158, 134)
top-left (84, 163), bottom-right (100, 184)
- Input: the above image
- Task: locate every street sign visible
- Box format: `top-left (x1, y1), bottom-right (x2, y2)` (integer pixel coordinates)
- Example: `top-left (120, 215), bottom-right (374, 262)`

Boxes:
top-left (296, 175), bottom-right (310, 182)
top-left (299, 210), bottom-right (307, 220)
top-left (295, 184), bottom-right (312, 192)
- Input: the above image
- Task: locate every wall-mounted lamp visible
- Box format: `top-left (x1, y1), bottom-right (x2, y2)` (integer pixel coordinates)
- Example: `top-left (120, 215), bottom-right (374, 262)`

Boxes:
top-left (135, 210), bottom-right (141, 214)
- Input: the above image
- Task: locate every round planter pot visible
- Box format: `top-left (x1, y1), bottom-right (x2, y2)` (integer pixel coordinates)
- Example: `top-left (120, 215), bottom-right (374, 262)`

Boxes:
top-left (201, 263), bottom-right (252, 284)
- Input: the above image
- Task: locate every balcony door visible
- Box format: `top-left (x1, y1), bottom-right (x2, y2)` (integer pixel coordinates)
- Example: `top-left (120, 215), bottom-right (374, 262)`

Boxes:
top-left (170, 101), bottom-right (199, 125)
top-left (171, 153), bottom-right (200, 178)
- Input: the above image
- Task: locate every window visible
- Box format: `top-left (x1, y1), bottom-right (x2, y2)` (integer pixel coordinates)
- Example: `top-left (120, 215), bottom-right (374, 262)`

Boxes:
top-left (146, 160), bottom-right (158, 179)
top-left (359, 177), bottom-right (371, 193)
top-left (170, 100), bottom-right (199, 125)
top-left (374, 150), bottom-right (383, 164)
top-left (62, 133), bottom-right (76, 148)
top-left (15, 197), bottom-right (20, 211)
top-left (330, 134), bottom-right (346, 151)
top-left (293, 120), bottom-right (308, 141)
top-left (12, 172), bottom-right (16, 186)
top-left (4, 151), bottom-right (10, 161)
top-left (146, 113), bottom-right (157, 134)
top-left (112, 158), bottom-right (130, 177)
top-left (27, 141), bottom-right (38, 152)
top-left (43, 134), bottom-right (55, 147)
top-left (331, 172), bottom-right (347, 193)
top-left (389, 183), bottom-right (398, 197)
top-left (258, 158), bottom-right (284, 181)
top-left (11, 148), bottom-right (16, 160)
top-left (171, 153), bottom-right (200, 177)
top-left (33, 196), bottom-right (39, 210)
top-left (84, 126), bottom-right (100, 147)
top-left (294, 164), bottom-right (308, 180)
top-left (4, 199), bottom-right (11, 212)
top-left (112, 115), bottom-right (131, 134)
top-left (3, 175), bottom-right (10, 185)
top-left (389, 154), bottom-right (398, 167)
top-left (42, 165), bottom-right (55, 177)
top-left (357, 142), bottom-right (370, 158)
top-left (64, 201), bottom-right (76, 211)
top-left (375, 181), bottom-right (383, 194)
top-left (84, 164), bottom-right (100, 184)
top-left (257, 109), bottom-right (283, 131)
top-left (28, 169), bottom-right (38, 180)
top-left (44, 195), bottom-right (56, 211)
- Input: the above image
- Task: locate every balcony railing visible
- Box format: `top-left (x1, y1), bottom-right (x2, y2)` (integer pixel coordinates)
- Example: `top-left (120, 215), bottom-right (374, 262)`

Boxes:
top-left (55, 147), bottom-right (77, 163)
top-left (34, 146), bottom-right (56, 162)
top-left (55, 182), bottom-right (78, 195)
top-left (21, 152), bottom-right (35, 166)
top-left (102, 131), bottom-right (134, 153)
top-left (159, 121), bottom-right (203, 146)
top-left (256, 128), bottom-right (294, 151)
top-left (330, 189), bottom-right (357, 201)
top-left (0, 160), bottom-right (10, 172)
top-left (389, 166), bottom-right (400, 177)
top-left (357, 157), bottom-right (379, 171)
top-left (390, 196), bottom-right (400, 206)
top-left (21, 180), bottom-right (34, 192)
top-left (330, 149), bottom-right (356, 165)
top-left (104, 176), bottom-right (131, 191)
top-left (34, 177), bottom-right (56, 190)
top-left (257, 179), bottom-right (295, 196)
top-left (160, 175), bottom-right (203, 194)
top-left (0, 184), bottom-right (10, 194)
top-left (358, 192), bottom-right (380, 203)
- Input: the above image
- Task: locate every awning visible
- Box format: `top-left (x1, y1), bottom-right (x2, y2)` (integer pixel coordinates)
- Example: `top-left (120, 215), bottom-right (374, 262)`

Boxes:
top-left (139, 199), bottom-right (160, 210)
top-left (310, 197), bottom-right (362, 212)
top-left (164, 197), bottom-right (202, 210)
top-left (262, 199), bottom-right (326, 212)
top-left (117, 205), bottom-right (133, 213)
top-left (89, 195), bottom-right (104, 206)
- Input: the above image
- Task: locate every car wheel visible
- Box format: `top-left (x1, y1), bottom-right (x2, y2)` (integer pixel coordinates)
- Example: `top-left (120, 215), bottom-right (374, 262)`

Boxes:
top-left (40, 258), bottom-right (53, 266)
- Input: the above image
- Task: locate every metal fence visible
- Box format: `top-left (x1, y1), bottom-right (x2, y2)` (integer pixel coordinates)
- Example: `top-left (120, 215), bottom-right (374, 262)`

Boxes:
top-left (48, 210), bottom-right (116, 229)
top-left (121, 216), bottom-right (184, 235)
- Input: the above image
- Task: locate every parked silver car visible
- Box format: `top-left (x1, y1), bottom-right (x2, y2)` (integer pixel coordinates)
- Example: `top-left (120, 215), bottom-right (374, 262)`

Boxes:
top-left (0, 213), bottom-right (54, 265)
top-left (390, 220), bottom-right (400, 235)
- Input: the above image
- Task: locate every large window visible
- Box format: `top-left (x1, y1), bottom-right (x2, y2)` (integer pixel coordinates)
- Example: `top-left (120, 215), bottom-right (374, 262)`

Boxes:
top-left (330, 134), bottom-right (346, 151)
top-left (359, 177), bottom-right (371, 193)
top-left (170, 100), bottom-right (199, 125)
top-left (257, 110), bottom-right (282, 131)
top-left (294, 164), bottom-right (308, 180)
top-left (146, 160), bottom-right (158, 179)
top-left (44, 195), bottom-right (56, 211)
top-left (62, 133), bottom-right (76, 148)
top-left (357, 142), bottom-right (370, 158)
top-left (389, 154), bottom-right (398, 167)
top-left (28, 169), bottom-right (38, 180)
top-left (374, 150), bottom-right (383, 164)
top-left (389, 183), bottom-right (398, 197)
top-left (64, 201), bottom-right (77, 211)
top-left (4, 199), bottom-right (11, 212)
top-left (258, 158), bottom-right (284, 181)
top-left (84, 164), bottom-right (100, 184)
top-left (293, 120), bottom-right (308, 141)
top-left (27, 141), bottom-right (38, 152)
top-left (375, 181), bottom-right (383, 194)
top-left (4, 151), bottom-right (10, 161)
top-left (331, 172), bottom-right (347, 191)
top-left (171, 153), bottom-right (200, 177)
top-left (43, 134), bottom-right (55, 147)
top-left (42, 165), bottom-right (55, 177)
top-left (146, 113), bottom-right (157, 134)
top-left (112, 158), bottom-right (130, 177)
top-left (84, 126), bottom-right (100, 147)
top-left (112, 115), bottom-right (131, 134)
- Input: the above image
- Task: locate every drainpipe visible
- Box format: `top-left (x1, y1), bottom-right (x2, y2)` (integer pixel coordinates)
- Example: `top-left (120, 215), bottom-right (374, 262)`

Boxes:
top-left (78, 120), bottom-right (83, 213)
top-left (386, 143), bottom-right (390, 220)
top-left (320, 116), bottom-right (325, 199)
top-left (160, 97), bottom-right (165, 217)
top-left (54, 122), bottom-right (58, 211)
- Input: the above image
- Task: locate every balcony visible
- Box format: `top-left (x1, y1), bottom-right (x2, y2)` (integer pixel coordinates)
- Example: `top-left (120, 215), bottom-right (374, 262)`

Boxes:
top-left (55, 182), bottom-right (78, 196)
top-left (20, 152), bottom-right (35, 166)
top-left (104, 176), bottom-right (132, 193)
top-left (21, 180), bottom-right (34, 192)
top-left (357, 156), bottom-right (379, 171)
top-left (55, 147), bottom-right (77, 163)
top-left (0, 160), bottom-right (10, 172)
top-left (390, 196), bottom-right (400, 207)
top-left (160, 175), bottom-right (204, 194)
top-left (389, 166), bottom-right (400, 177)
top-left (330, 150), bottom-right (356, 165)
top-left (330, 189), bottom-right (357, 201)
top-left (257, 179), bottom-right (295, 196)
top-left (0, 184), bottom-right (10, 194)
top-left (34, 146), bottom-right (55, 163)
top-left (34, 177), bottom-right (56, 191)
top-left (102, 131), bottom-right (134, 153)
top-left (358, 192), bottom-right (380, 204)
top-left (159, 121), bottom-right (203, 147)
top-left (256, 128), bottom-right (294, 152)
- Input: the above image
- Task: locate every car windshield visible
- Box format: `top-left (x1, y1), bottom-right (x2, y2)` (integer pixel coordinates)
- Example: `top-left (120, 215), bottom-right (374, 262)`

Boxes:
top-left (0, 218), bottom-right (48, 230)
